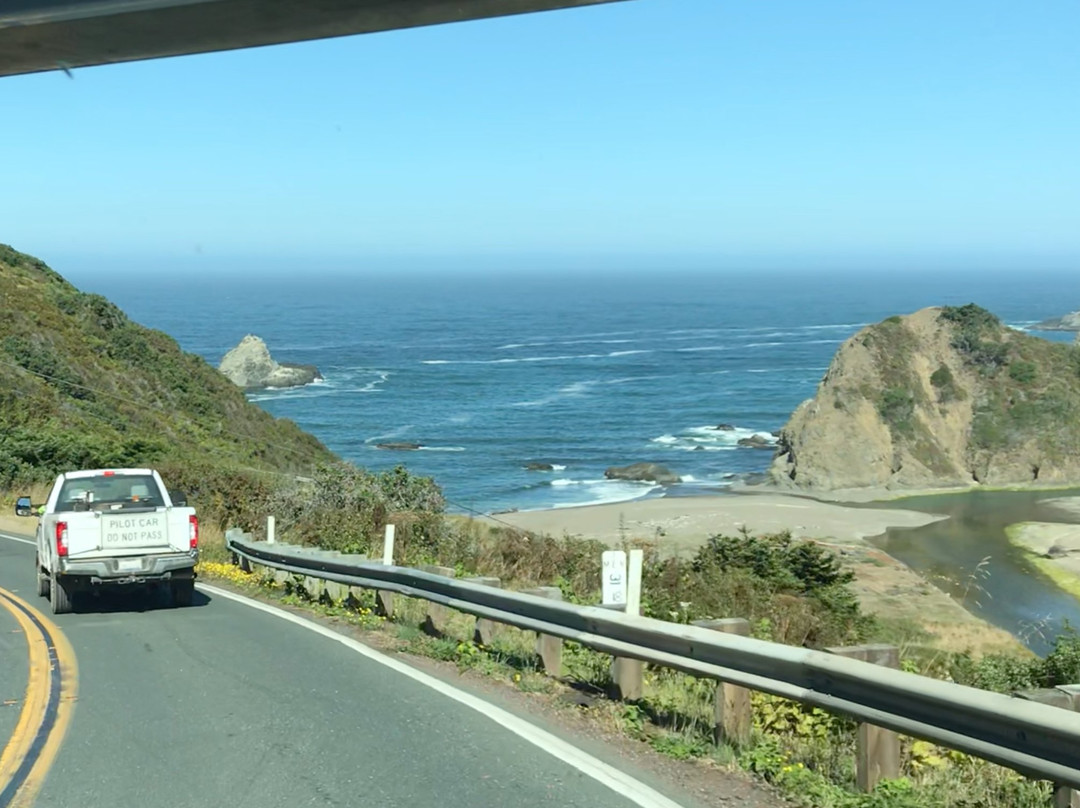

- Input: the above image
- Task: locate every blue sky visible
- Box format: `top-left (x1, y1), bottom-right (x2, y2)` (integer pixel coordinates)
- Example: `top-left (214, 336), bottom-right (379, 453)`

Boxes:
top-left (2, 0), bottom-right (1078, 273)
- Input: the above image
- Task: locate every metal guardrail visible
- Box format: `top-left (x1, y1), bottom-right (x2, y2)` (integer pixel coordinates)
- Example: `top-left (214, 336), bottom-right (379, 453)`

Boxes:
top-left (225, 531), bottom-right (1080, 790)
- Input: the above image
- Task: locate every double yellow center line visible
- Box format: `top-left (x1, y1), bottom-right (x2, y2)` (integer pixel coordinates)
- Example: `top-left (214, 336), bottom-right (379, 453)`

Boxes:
top-left (0, 588), bottom-right (77, 808)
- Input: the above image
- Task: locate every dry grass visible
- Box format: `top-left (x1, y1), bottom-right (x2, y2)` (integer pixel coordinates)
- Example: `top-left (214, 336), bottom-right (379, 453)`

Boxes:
top-left (197, 521), bottom-right (229, 563)
top-left (844, 548), bottom-right (1023, 656)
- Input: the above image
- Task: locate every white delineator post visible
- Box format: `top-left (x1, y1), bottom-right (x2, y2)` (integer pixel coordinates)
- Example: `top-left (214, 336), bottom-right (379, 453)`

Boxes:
top-left (374, 523), bottom-right (397, 619)
top-left (611, 548), bottom-right (645, 700)
top-left (266, 515), bottom-right (276, 544)
top-left (382, 523), bottom-right (395, 566)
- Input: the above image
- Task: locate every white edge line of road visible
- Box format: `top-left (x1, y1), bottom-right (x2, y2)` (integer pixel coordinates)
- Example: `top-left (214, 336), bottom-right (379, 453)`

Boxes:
top-left (196, 582), bottom-right (688, 808)
top-left (0, 531), bottom-right (35, 546)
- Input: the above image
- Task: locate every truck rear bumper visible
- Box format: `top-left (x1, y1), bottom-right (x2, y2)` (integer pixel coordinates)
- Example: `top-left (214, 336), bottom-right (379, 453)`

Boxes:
top-left (59, 552), bottom-right (197, 585)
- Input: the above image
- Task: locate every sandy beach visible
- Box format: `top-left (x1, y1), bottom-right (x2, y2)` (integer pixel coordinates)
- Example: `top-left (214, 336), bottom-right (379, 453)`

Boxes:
top-left (490, 492), bottom-right (944, 551)
top-left (487, 491), bottom-right (1023, 655)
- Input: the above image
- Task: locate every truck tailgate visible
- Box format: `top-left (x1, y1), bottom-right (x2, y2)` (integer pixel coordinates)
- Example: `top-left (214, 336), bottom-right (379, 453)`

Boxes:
top-left (99, 511), bottom-right (171, 551)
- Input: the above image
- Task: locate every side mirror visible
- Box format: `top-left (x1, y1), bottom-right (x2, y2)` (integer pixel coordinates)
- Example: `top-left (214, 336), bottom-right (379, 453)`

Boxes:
top-left (15, 496), bottom-right (32, 517)
top-left (169, 490), bottom-right (188, 507)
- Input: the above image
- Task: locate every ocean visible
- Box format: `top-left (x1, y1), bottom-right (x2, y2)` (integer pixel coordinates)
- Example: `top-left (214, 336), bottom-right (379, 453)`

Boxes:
top-left (74, 266), bottom-right (1080, 514)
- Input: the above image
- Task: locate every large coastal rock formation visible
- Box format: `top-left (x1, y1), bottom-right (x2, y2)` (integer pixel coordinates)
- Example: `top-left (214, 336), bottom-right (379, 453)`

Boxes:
top-left (219, 335), bottom-right (322, 390)
top-left (1035, 309), bottom-right (1080, 331)
top-left (771, 305), bottom-right (1080, 491)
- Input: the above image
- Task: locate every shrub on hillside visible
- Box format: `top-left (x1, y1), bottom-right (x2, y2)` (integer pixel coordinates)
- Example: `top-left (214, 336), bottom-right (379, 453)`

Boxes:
top-left (945, 627), bottom-right (1080, 692)
top-left (266, 462), bottom-right (446, 560)
top-left (643, 531), bottom-right (871, 647)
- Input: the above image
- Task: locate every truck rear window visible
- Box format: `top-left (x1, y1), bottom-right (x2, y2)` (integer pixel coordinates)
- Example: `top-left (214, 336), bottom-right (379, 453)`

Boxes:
top-left (57, 474), bottom-right (164, 509)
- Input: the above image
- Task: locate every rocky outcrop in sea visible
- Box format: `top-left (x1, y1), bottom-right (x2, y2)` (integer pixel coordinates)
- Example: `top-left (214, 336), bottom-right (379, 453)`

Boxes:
top-left (605, 462), bottom-right (681, 484)
top-left (219, 334), bottom-right (322, 390)
top-left (1035, 309), bottom-right (1080, 331)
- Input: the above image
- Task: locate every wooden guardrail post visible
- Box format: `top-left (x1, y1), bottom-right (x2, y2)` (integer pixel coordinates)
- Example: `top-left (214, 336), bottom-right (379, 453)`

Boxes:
top-left (464, 577), bottom-right (502, 645)
top-left (1014, 685), bottom-right (1080, 808)
top-left (324, 580), bottom-right (348, 604)
top-left (420, 565), bottom-right (456, 636)
top-left (692, 618), bottom-right (752, 745)
top-left (826, 643), bottom-right (900, 791)
top-left (227, 528), bottom-right (253, 571)
top-left (521, 586), bottom-right (563, 674)
top-left (374, 588), bottom-right (395, 619)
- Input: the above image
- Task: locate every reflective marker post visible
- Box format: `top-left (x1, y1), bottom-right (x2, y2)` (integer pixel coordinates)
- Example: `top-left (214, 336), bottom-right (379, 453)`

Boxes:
top-left (611, 548), bottom-right (644, 700)
top-left (382, 523), bottom-right (395, 566)
top-left (375, 523), bottom-right (396, 618)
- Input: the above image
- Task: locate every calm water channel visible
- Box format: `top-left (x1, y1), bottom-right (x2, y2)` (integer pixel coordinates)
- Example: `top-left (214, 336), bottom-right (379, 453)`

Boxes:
top-left (865, 489), bottom-right (1080, 656)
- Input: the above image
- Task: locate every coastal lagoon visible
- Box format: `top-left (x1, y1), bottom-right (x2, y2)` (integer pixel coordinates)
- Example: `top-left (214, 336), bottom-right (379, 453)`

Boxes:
top-left (868, 489), bottom-right (1080, 654)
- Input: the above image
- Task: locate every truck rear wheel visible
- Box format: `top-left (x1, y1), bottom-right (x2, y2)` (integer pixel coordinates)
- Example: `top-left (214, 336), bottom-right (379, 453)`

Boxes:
top-left (172, 579), bottom-right (194, 607)
top-left (50, 575), bottom-right (73, 615)
top-left (35, 556), bottom-right (50, 598)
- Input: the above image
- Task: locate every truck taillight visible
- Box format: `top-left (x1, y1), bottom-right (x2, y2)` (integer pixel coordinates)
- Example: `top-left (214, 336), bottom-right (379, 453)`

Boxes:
top-left (189, 515), bottom-right (199, 550)
top-left (55, 521), bottom-right (68, 557)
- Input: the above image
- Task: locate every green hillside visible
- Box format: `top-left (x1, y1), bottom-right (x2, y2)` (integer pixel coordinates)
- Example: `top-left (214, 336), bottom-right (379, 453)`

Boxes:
top-left (0, 244), bottom-right (336, 487)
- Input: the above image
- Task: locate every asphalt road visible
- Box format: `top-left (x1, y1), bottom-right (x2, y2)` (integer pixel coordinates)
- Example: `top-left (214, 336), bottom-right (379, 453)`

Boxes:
top-left (0, 596), bottom-right (26, 752)
top-left (0, 533), bottom-right (691, 808)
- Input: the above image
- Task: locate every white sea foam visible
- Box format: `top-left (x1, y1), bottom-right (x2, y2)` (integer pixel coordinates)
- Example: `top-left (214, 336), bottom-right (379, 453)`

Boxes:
top-left (417, 446), bottom-right (466, 452)
top-left (352, 371), bottom-right (390, 393)
top-left (652, 425), bottom-right (778, 453)
top-left (426, 348), bottom-right (652, 367)
top-left (800, 322), bottom-right (868, 331)
top-left (365, 425), bottom-right (415, 444)
top-left (512, 380), bottom-right (600, 408)
top-left (549, 481), bottom-right (660, 509)
top-left (246, 385), bottom-right (336, 402)
top-left (551, 464), bottom-right (567, 471)
top-left (497, 338), bottom-right (637, 351)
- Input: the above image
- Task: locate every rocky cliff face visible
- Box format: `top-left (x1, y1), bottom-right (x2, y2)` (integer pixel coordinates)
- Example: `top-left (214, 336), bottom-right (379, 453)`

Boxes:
top-left (1035, 309), bottom-right (1080, 331)
top-left (770, 305), bottom-right (1080, 491)
top-left (219, 335), bottom-right (322, 390)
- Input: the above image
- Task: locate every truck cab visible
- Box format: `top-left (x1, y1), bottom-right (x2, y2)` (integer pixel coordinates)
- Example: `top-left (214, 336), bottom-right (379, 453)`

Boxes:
top-left (17, 468), bottom-right (199, 614)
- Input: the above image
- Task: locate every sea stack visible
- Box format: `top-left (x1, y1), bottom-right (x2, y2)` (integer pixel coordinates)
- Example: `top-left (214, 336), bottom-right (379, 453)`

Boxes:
top-left (219, 334), bottom-right (322, 390)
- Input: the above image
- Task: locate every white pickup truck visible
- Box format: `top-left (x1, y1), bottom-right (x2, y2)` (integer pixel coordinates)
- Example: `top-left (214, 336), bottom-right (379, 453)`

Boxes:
top-left (15, 468), bottom-right (199, 614)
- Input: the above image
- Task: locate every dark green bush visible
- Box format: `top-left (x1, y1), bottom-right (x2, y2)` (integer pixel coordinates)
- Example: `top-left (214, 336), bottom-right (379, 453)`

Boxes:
top-left (1008, 360), bottom-right (1037, 384)
top-left (640, 531), bottom-right (870, 648)
top-left (878, 387), bottom-right (915, 432)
